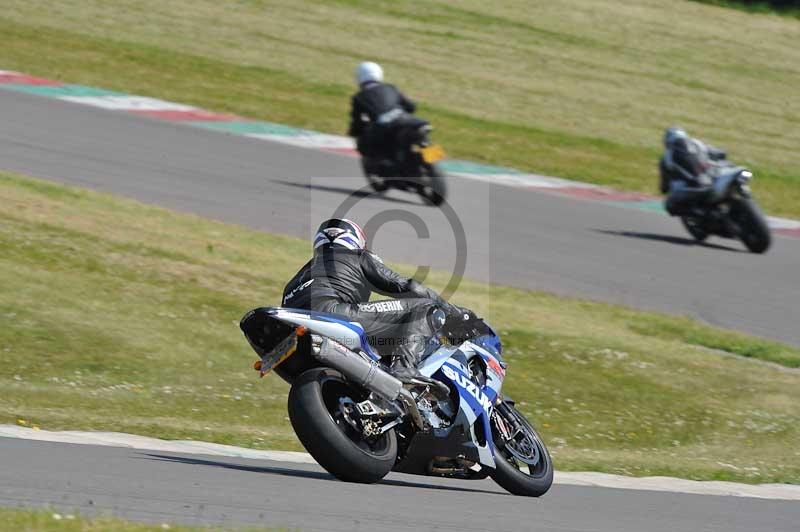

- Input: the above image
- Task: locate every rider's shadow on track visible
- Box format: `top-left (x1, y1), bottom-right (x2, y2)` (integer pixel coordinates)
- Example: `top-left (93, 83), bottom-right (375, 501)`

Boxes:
top-left (277, 180), bottom-right (420, 206)
top-left (594, 229), bottom-right (744, 253)
top-left (141, 454), bottom-right (501, 495)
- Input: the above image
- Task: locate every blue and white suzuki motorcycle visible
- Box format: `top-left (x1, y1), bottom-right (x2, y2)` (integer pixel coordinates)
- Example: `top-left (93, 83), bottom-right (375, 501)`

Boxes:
top-left (240, 306), bottom-right (553, 496)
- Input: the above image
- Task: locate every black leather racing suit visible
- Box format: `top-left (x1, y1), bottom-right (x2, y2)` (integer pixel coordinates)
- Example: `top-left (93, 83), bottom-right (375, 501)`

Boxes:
top-left (282, 246), bottom-right (457, 373)
top-left (348, 81), bottom-right (421, 158)
top-left (660, 137), bottom-right (726, 216)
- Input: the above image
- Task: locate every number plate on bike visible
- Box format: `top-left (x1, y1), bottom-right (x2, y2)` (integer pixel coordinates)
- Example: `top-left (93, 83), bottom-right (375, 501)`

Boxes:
top-left (259, 333), bottom-right (297, 377)
top-left (420, 144), bottom-right (445, 163)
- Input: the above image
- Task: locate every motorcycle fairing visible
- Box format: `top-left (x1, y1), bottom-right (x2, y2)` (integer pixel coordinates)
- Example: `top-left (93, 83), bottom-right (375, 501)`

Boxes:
top-left (418, 339), bottom-right (506, 469)
top-left (709, 166), bottom-right (748, 203)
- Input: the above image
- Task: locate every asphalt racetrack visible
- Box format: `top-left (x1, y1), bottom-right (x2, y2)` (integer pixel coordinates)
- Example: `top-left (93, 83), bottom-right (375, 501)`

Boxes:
top-left (1, 439), bottom-right (798, 532)
top-left (1, 89), bottom-right (798, 345)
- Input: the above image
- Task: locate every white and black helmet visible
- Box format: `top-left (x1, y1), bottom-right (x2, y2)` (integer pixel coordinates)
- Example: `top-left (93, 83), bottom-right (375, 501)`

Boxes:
top-left (664, 126), bottom-right (688, 148)
top-left (313, 218), bottom-right (367, 251)
top-left (355, 61), bottom-right (384, 86)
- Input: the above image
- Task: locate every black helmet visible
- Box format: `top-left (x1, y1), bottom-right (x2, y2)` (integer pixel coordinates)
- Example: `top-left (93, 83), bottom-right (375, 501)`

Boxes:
top-left (313, 218), bottom-right (367, 251)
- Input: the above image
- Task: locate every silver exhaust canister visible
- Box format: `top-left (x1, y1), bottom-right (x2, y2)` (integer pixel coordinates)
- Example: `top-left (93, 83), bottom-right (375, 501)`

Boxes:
top-left (311, 336), bottom-right (403, 401)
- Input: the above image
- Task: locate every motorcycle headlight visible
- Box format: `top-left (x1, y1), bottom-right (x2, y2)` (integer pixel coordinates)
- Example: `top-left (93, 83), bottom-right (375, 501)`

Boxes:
top-left (739, 170), bottom-right (753, 182)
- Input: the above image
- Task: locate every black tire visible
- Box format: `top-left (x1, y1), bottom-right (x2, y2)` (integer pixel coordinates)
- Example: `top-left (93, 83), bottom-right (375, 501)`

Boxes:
top-left (681, 216), bottom-right (708, 242)
top-left (418, 163), bottom-right (447, 206)
top-left (361, 158), bottom-right (388, 192)
top-left (287, 368), bottom-right (397, 484)
top-left (731, 199), bottom-right (771, 254)
top-left (489, 404), bottom-right (553, 497)
top-left (366, 176), bottom-right (388, 193)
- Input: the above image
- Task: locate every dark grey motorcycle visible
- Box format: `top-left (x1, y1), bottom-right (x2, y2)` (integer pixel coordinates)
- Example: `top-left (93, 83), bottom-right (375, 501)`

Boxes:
top-left (680, 167), bottom-right (771, 253)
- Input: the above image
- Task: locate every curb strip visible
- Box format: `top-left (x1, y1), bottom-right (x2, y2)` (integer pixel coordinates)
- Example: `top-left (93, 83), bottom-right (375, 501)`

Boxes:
top-left (2, 425), bottom-right (799, 500)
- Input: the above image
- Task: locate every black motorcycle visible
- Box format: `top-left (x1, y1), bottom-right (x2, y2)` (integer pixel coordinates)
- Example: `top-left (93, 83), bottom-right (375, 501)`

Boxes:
top-left (680, 167), bottom-right (771, 253)
top-left (361, 120), bottom-right (447, 206)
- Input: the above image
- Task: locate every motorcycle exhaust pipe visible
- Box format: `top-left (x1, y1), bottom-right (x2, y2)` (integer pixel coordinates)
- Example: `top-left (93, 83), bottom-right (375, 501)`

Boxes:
top-left (311, 336), bottom-right (403, 400)
top-left (310, 336), bottom-right (425, 429)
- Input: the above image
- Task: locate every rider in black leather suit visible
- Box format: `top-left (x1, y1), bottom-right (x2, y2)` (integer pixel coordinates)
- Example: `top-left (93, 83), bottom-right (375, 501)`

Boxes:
top-left (282, 218), bottom-right (464, 384)
top-left (660, 127), bottom-right (728, 216)
top-left (348, 61), bottom-right (422, 160)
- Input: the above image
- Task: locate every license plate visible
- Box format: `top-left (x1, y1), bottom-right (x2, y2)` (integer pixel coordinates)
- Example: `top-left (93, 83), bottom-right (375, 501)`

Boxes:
top-left (420, 144), bottom-right (445, 164)
top-left (259, 333), bottom-right (298, 377)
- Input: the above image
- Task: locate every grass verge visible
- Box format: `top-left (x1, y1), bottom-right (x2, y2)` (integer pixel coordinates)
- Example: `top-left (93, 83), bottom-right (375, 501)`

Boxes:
top-left (1, 171), bottom-right (799, 484)
top-left (0, 1), bottom-right (797, 217)
top-left (0, 507), bottom-right (287, 531)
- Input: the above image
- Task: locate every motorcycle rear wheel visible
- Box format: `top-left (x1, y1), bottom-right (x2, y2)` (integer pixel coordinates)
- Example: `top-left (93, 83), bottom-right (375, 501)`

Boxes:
top-left (681, 216), bottom-right (708, 242)
top-left (361, 159), bottom-right (389, 193)
top-left (418, 163), bottom-right (447, 206)
top-left (366, 175), bottom-right (389, 193)
top-left (489, 403), bottom-right (553, 497)
top-left (731, 199), bottom-right (771, 254)
top-left (288, 368), bottom-right (397, 483)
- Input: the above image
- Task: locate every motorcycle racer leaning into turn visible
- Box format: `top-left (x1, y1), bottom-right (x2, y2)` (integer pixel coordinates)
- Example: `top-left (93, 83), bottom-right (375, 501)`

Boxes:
top-left (282, 218), bottom-right (468, 389)
top-left (659, 126), bottom-right (729, 216)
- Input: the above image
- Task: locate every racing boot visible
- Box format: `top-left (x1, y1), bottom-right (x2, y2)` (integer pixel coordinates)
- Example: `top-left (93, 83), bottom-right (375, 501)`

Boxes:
top-left (390, 355), bottom-right (450, 400)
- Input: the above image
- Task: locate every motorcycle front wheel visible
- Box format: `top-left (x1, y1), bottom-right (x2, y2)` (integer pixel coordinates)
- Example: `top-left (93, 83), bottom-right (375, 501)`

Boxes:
top-left (731, 199), bottom-right (771, 254)
top-left (490, 402), bottom-right (553, 497)
top-left (288, 368), bottom-right (397, 483)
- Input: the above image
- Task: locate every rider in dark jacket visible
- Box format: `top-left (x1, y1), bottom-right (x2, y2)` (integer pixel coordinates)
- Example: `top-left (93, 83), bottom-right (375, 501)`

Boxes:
top-left (659, 127), bottom-right (728, 216)
top-left (282, 218), bottom-right (464, 385)
top-left (348, 61), bottom-right (420, 160)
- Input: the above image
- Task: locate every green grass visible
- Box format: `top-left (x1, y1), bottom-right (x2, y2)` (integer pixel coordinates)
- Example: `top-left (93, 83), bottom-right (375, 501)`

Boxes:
top-left (0, 1), bottom-right (798, 216)
top-left (2, 171), bottom-right (800, 484)
top-left (0, 507), bottom-right (289, 531)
